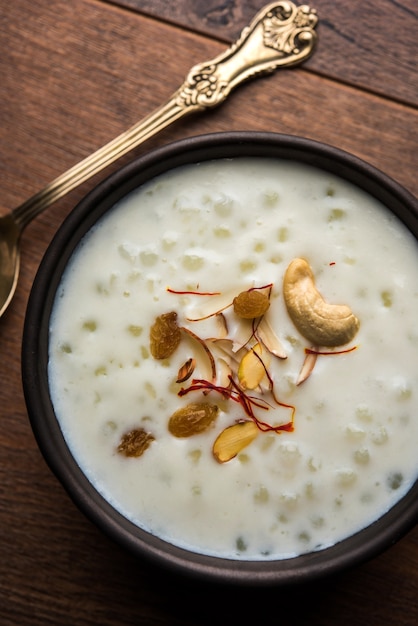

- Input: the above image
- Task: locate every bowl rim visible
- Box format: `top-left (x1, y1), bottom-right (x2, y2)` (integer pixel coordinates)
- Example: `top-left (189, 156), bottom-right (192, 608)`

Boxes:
top-left (22, 131), bottom-right (418, 586)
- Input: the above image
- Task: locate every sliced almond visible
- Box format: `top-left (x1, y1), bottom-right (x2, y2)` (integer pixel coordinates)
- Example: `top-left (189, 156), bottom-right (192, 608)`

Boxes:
top-left (213, 421), bottom-right (259, 463)
top-left (257, 316), bottom-right (287, 359)
top-left (230, 319), bottom-right (254, 352)
top-left (181, 326), bottom-right (216, 382)
top-left (207, 338), bottom-right (247, 366)
top-left (217, 357), bottom-right (233, 387)
top-left (215, 312), bottom-right (229, 338)
top-left (296, 348), bottom-right (318, 385)
top-left (176, 357), bottom-right (196, 383)
top-left (238, 342), bottom-right (270, 390)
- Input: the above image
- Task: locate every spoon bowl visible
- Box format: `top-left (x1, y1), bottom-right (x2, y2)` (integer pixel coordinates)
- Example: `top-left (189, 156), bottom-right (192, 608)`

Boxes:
top-left (0, 214), bottom-right (20, 317)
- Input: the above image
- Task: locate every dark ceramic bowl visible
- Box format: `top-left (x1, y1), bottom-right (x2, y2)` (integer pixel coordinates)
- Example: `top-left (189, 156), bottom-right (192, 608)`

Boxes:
top-left (22, 132), bottom-right (418, 586)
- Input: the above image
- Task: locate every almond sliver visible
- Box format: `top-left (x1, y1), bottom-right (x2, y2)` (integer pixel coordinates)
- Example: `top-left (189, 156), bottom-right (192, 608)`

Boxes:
top-left (296, 349), bottom-right (318, 385)
top-left (238, 342), bottom-right (269, 390)
top-left (257, 316), bottom-right (287, 359)
top-left (213, 421), bottom-right (259, 463)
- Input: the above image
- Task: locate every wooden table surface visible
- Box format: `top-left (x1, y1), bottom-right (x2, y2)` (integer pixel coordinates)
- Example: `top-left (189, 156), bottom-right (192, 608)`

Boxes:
top-left (1, 1), bottom-right (417, 624)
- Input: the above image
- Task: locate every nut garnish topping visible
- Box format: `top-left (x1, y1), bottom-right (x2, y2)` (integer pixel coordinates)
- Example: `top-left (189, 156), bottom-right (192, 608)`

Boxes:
top-left (283, 258), bottom-right (360, 347)
top-left (213, 421), bottom-right (259, 463)
top-left (238, 342), bottom-right (270, 390)
top-left (176, 357), bottom-right (196, 383)
top-left (296, 347), bottom-right (318, 385)
top-left (257, 316), bottom-right (287, 359)
top-left (147, 266), bottom-right (359, 462)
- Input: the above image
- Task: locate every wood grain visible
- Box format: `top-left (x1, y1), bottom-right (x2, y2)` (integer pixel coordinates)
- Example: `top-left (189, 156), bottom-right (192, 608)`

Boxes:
top-left (0, 0), bottom-right (417, 624)
top-left (114, 0), bottom-right (418, 106)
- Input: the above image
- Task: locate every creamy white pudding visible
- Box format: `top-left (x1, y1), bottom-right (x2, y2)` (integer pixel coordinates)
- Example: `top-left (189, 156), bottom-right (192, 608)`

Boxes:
top-left (48, 158), bottom-right (418, 560)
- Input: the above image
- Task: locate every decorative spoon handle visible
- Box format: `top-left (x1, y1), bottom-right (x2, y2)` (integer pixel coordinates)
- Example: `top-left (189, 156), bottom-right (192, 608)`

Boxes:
top-left (13, 1), bottom-right (318, 229)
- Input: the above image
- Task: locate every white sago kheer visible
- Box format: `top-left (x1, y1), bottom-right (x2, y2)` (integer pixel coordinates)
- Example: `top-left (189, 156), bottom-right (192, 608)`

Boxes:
top-left (48, 158), bottom-right (418, 560)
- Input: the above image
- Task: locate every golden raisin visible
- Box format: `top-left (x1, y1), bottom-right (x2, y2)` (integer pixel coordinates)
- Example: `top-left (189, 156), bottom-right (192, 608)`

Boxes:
top-left (168, 402), bottom-right (219, 437)
top-left (233, 290), bottom-right (270, 319)
top-left (149, 311), bottom-right (181, 359)
top-left (117, 427), bottom-right (155, 457)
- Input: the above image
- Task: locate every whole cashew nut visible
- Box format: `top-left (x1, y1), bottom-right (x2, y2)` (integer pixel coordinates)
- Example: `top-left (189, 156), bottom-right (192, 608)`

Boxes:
top-left (283, 258), bottom-right (360, 347)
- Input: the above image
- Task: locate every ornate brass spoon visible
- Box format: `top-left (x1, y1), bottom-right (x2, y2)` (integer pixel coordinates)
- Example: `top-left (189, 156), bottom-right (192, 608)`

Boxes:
top-left (0, 1), bottom-right (318, 318)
